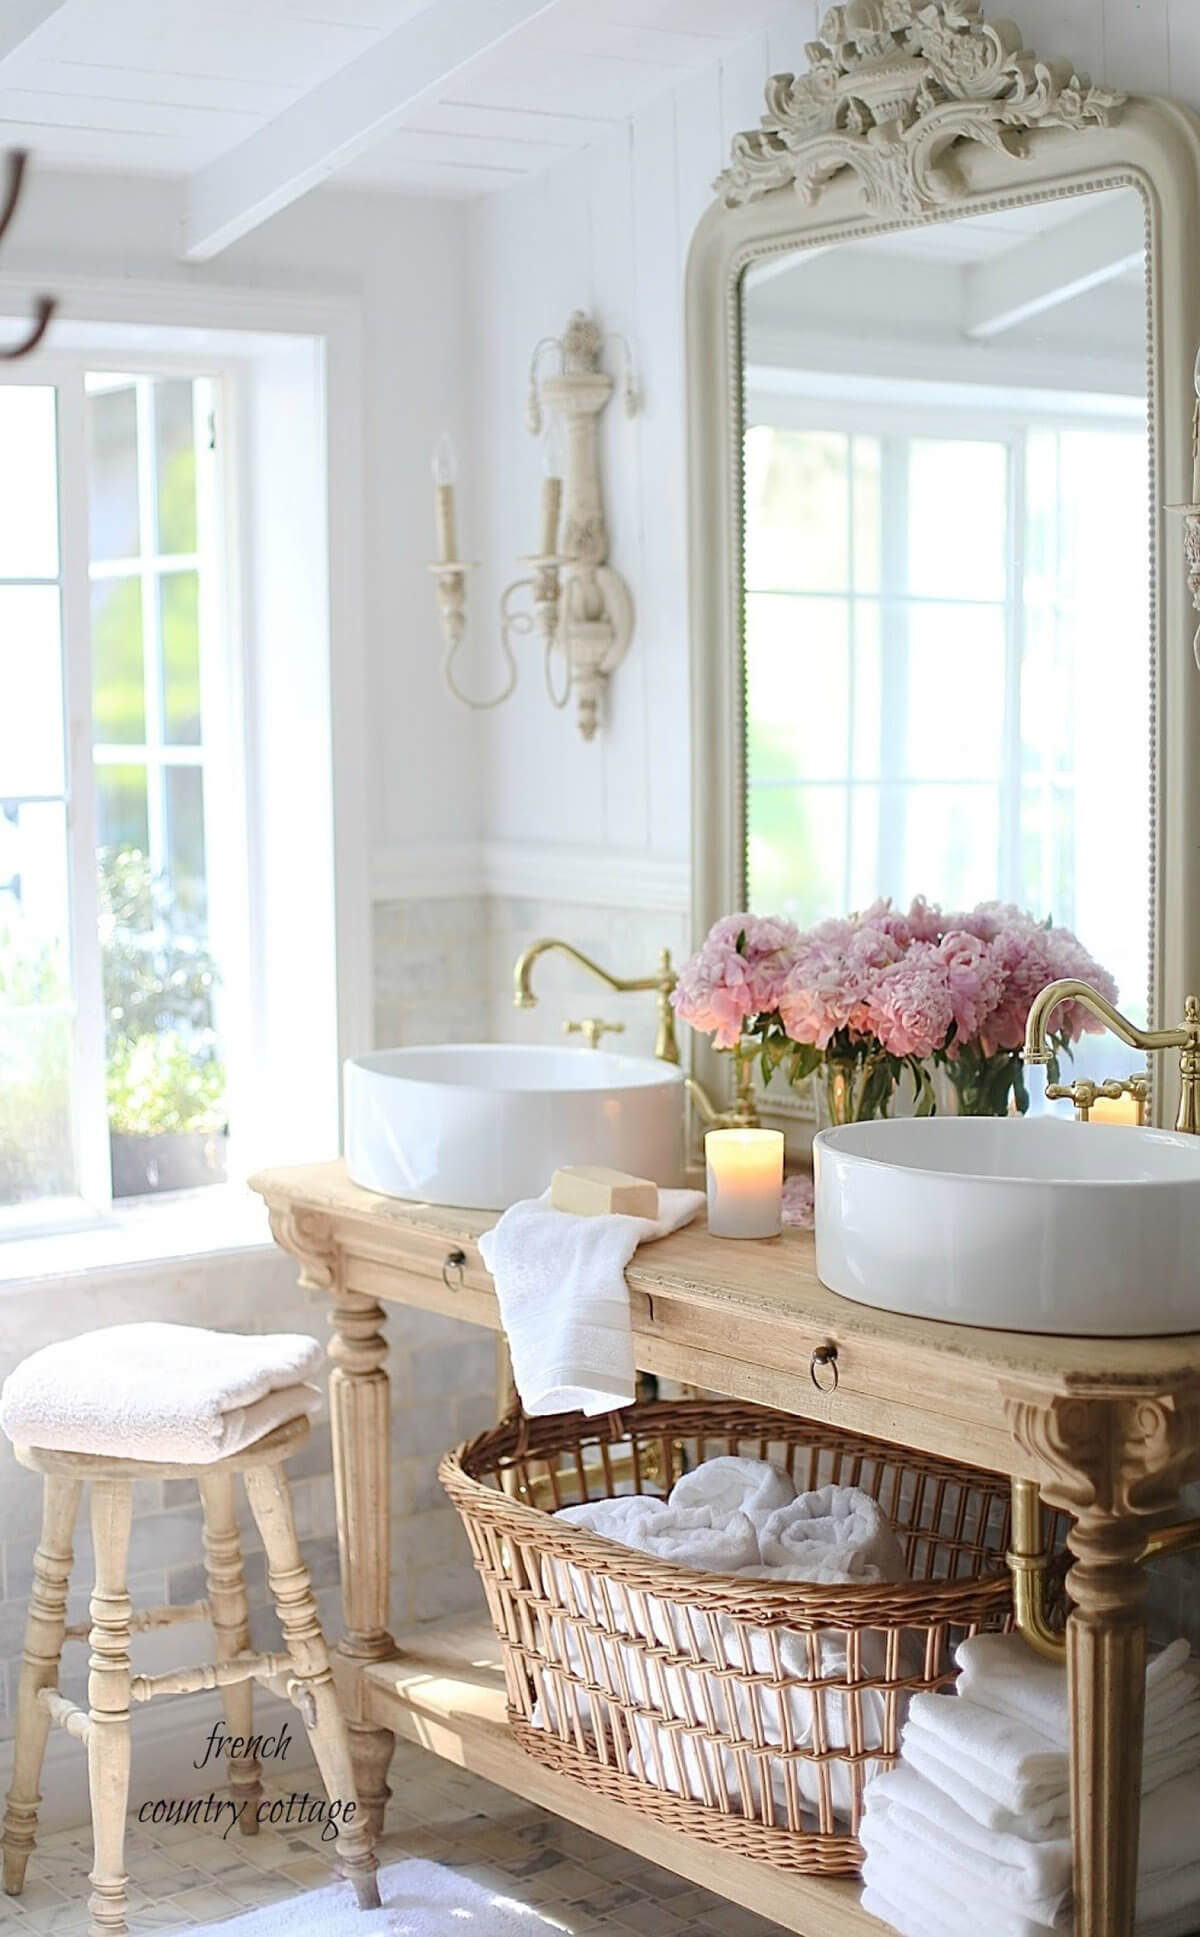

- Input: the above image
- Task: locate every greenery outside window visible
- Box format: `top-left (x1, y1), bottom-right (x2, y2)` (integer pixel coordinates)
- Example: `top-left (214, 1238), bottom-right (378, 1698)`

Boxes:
top-left (1, 368), bottom-right (232, 1229)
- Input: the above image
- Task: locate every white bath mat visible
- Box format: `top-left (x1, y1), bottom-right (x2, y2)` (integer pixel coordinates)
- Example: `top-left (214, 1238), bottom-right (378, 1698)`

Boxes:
top-left (184, 1858), bottom-right (568, 1935)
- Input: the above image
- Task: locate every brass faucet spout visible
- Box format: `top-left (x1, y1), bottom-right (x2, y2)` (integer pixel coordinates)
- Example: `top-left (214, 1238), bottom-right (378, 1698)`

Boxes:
top-left (512, 937), bottom-right (680, 1064)
top-left (1022, 978), bottom-right (1200, 1135)
top-left (1023, 978), bottom-right (1187, 1066)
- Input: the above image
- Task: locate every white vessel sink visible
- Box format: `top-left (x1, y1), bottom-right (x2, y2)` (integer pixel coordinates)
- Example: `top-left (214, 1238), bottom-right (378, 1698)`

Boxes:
top-left (813, 1117), bottom-right (1200, 1337)
top-left (344, 1044), bottom-right (685, 1211)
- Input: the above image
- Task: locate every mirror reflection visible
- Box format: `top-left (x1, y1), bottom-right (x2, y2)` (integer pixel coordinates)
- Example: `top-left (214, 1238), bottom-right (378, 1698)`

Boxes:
top-left (741, 186), bottom-right (1151, 1042)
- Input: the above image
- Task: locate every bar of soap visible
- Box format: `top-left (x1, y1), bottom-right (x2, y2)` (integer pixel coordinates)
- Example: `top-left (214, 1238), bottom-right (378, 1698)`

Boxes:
top-left (551, 1165), bottom-right (659, 1219)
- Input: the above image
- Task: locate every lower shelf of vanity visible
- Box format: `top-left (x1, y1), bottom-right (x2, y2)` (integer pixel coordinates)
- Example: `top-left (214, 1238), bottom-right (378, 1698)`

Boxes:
top-left (358, 1615), bottom-right (885, 1937)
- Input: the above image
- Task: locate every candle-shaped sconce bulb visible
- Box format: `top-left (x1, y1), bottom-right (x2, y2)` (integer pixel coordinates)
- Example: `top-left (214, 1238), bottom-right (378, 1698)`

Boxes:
top-left (539, 417), bottom-right (563, 559)
top-left (705, 1129), bottom-right (784, 1240)
top-left (432, 431), bottom-right (459, 564)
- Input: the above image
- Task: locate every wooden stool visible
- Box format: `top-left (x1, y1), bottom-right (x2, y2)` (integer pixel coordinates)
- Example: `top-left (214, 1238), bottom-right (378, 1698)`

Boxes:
top-left (1, 1414), bottom-right (380, 1936)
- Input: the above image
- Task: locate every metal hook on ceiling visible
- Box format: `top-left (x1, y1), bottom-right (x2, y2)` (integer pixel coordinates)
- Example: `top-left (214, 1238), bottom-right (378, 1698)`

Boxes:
top-left (0, 152), bottom-right (56, 361)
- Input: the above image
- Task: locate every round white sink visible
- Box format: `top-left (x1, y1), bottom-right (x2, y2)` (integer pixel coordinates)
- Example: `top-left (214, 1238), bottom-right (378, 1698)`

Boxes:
top-left (344, 1044), bottom-right (686, 1211)
top-left (813, 1117), bottom-right (1200, 1336)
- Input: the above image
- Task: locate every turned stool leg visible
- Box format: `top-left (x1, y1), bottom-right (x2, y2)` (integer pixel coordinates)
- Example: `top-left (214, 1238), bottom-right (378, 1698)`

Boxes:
top-left (86, 1479), bottom-right (133, 1937)
top-left (2, 1474), bottom-right (82, 1895)
top-left (198, 1470), bottom-right (263, 1833)
top-left (242, 1462), bottom-right (380, 1910)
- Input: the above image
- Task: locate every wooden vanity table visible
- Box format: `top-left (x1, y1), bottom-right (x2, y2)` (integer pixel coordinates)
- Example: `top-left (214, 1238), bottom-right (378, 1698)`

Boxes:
top-left (252, 1160), bottom-right (1200, 1937)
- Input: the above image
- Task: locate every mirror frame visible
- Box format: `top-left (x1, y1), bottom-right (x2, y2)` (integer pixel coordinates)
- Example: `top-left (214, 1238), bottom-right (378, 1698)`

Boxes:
top-left (685, 0), bottom-right (1200, 1127)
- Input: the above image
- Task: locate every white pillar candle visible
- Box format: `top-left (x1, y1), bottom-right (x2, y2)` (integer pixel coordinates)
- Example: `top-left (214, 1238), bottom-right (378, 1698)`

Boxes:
top-left (705, 1129), bottom-right (784, 1240)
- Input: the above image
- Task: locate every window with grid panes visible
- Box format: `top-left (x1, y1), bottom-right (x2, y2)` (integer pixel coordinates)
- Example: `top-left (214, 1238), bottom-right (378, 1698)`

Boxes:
top-left (0, 370), bottom-right (229, 1226)
top-left (742, 410), bottom-right (1151, 1043)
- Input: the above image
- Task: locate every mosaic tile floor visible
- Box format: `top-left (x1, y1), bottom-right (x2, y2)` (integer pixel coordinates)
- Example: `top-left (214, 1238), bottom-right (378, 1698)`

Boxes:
top-left (3, 1741), bottom-right (791, 1936)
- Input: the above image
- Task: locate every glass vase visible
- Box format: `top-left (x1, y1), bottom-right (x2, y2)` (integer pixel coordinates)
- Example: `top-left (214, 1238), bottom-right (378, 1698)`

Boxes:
top-left (817, 1056), bottom-right (904, 1126)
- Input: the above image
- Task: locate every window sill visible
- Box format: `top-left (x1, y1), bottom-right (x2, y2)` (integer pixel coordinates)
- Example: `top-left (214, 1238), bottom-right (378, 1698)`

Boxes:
top-left (0, 1185), bottom-right (274, 1290)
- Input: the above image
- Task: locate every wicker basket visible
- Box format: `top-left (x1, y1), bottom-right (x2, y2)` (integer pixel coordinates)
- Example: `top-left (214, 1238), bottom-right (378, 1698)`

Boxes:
top-left (440, 1398), bottom-right (1066, 1876)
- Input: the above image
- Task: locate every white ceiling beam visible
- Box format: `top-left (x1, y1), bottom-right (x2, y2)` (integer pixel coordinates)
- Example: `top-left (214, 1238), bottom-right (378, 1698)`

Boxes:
top-left (183, 0), bottom-right (561, 261)
top-left (962, 198), bottom-right (1144, 340)
top-left (0, 1), bottom-right (68, 65)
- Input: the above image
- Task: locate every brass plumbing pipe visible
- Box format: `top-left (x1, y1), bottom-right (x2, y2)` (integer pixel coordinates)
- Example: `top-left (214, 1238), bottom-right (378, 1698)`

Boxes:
top-left (1008, 1479), bottom-right (1200, 1661)
top-left (1008, 1478), bottom-right (1067, 1662)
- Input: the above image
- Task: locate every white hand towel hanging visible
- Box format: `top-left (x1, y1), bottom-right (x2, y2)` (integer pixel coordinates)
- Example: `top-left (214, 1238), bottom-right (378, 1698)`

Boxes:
top-left (478, 1186), bottom-right (704, 1416)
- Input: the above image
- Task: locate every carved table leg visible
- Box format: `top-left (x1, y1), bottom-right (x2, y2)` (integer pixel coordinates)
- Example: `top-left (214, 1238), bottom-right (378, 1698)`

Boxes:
top-left (1066, 1513), bottom-right (1147, 1936)
top-left (1005, 1383), bottom-right (1200, 1937)
top-left (329, 1287), bottom-right (395, 1836)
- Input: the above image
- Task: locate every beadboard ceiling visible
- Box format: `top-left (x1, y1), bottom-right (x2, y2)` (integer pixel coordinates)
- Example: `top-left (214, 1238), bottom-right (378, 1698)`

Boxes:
top-left (0, 0), bottom-right (793, 255)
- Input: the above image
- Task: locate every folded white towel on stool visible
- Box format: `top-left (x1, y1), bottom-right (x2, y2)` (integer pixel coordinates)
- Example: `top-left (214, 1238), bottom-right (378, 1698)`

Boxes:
top-left (478, 1186), bottom-right (705, 1416)
top-left (0, 1323), bottom-right (322, 1464)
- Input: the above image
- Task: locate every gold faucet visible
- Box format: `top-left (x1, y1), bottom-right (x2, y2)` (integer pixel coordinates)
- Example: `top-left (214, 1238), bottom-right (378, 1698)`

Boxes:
top-left (513, 938), bottom-right (680, 1063)
top-left (1023, 979), bottom-right (1200, 1135)
top-left (512, 936), bottom-right (760, 1128)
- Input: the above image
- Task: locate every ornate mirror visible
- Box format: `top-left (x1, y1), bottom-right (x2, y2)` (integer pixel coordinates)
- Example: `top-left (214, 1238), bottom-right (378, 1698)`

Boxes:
top-left (686, 0), bottom-right (1200, 1127)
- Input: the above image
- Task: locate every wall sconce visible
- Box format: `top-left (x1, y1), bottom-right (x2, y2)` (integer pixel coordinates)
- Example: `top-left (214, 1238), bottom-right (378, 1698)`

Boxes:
top-left (429, 310), bottom-right (639, 741)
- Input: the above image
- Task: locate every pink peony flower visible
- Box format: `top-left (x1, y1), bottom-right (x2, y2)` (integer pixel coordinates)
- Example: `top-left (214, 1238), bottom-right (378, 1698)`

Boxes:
top-left (866, 942), bottom-right (955, 1059)
top-left (938, 930), bottom-right (1005, 1048)
top-left (671, 912), bottom-right (800, 1049)
top-left (673, 892), bottom-right (1117, 1070)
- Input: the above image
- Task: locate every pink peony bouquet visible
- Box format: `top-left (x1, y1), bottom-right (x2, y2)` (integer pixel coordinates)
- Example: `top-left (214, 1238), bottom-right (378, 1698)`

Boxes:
top-left (672, 899), bottom-right (1117, 1121)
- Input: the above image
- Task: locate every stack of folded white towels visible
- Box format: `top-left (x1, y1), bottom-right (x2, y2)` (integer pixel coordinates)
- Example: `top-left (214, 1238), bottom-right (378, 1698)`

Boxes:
top-left (538, 1456), bottom-right (907, 1823)
top-left (861, 1630), bottom-right (1200, 1937)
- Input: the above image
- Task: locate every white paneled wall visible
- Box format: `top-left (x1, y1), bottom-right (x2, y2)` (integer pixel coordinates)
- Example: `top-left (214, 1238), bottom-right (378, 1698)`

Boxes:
top-left (466, 10), bottom-right (824, 878)
top-left (466, 0), bottom-right (1200, 910)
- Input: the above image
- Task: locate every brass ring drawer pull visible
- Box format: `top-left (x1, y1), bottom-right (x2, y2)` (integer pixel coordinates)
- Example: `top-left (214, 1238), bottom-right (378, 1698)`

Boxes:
top-left (442, 1248), bottom-right (466, 1291)
top-left (810, 1344), bottom-right (839, 1393)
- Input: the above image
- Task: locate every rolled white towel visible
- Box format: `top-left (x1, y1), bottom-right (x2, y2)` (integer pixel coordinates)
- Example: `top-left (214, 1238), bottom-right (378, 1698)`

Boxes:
top-left (903, 1693), bottom-right (1066, 1819)
top-left (556, 1496), bottom-right (762, 1575)
top-left (0, 1323), bottom-right (323, 1464)
top-left (669, 1454), bottom-right (796, 1522)
top-left (750, 1484), bottom-right (908, 1584)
